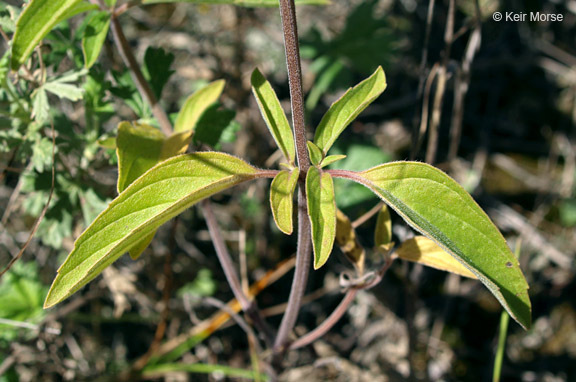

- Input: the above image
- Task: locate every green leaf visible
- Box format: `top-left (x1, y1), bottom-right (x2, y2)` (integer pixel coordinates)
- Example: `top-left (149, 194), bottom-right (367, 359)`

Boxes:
top-left (142, 47), bottom-right (175, 99)
top-left (306, 141), bottom-right (323, 166)
top-left (313, 66), bottom-right (386, 154)
top-left (82, 11), bottom-right (111, 69)
top-left (116, 122), bottom-right (193, 259)
top-left (306, 166), bottom-right (336, 269)
top-left (270, 169), bottom-right (298, 234)
top-left (10, 0), bottom-right (84, 70)
top-left (175, 80), bottom-right (225, 133)
top-left (43, 69), bottom-right (88, 101)
top-left (344, 162), bottom-right (531, 329)
top-left (140, 0), bottom-right (329, 6)
top-left (320, 154), bottom-right (346, 168)
top-left (44, 152), bottom-right (261, 308)
top-left (116, 122), bottom-right (194, 193)
top-left (32, 88), bottom-right (49, 123)
top-left (251, 68), bottom-right (295, 164)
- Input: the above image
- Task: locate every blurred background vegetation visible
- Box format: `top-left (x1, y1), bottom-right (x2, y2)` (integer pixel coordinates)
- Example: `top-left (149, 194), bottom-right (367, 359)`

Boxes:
top-left (0, 0), bottom-right (575, 380)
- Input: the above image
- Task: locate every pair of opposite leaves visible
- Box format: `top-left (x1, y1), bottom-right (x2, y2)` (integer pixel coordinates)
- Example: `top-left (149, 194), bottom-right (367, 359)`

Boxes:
top-left (44, 67), bottom-right (531, 331)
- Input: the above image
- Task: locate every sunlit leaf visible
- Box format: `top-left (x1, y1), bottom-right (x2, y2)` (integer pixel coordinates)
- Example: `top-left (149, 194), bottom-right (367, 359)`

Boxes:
top-left (251, 68), bottom-right (295, 164)
top-left (306, 166), bottom-right (336, 269)
top-left (270, 169), bottom-right (298, 234)
top-left (174, 80), bottom-right (225, 133)
top-left (116, 122), bottom-right (192, 259)
top-left (82, 11), bottom-right (111, 69)
top-left (306, 141), bottom-right (323, 165)
top-left (44, 152), bottom-right (261, 308)
top-left (338, 162), bottom-right (531, 329)
top-left (11, 0), bottom-right (84, 70)
top-left (395, 236), bottom-right (477, 279)
top-left (320, 154), bottom-right (346, 168)
top-left (335, 209), bottom-right (365, 274)
top-left (313, 66), bottom-right (386, 154)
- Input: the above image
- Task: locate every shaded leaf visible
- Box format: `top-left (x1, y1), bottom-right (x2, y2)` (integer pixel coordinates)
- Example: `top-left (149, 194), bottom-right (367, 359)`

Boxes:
top-left (313, 66), bottom-right (386, 154)
top-left (44, 152), bottom-right (261, 308)
top-left (251, 68), bottom-right (295, 164)
top-left (374, 204), bottom-right (392, 248)
top-left (11, 0), bottom-right (84, 70)
top-left (341, 162), bottom-right (531, 329)
top-left (142, 47), bottom-right (175, 99)
top-left (175, 80), bottom-right (225, 133)
top-left (395, 236), bottom-right (477, 279)
top-left (270, 169), bottom-right (298, 234)
top-left (306, 166), bottom-right (336, 269)
top-left (82, 11), bottom-right (111, 69)
top-left (335, 209), bottom-right (365, 274)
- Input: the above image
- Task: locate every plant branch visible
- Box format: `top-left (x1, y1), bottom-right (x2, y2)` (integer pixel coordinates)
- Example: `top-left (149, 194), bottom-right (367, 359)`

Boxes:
top-left (273, 185), bottom-right (311, 353)
top-left (273, 0), bottom-right (313, 363)
top-left (201, 200), bottom-right (275, 347)
top-left (278, 0), bottom-right (309, 173)
top-left (109, 14), bottom-right (173, 136)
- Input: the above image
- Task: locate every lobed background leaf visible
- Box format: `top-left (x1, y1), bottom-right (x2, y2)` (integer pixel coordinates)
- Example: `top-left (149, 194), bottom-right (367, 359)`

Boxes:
top-left (340, 162), bottom-right (531, 329)
top-left (82, 11), bottom-right (111, 69)
top-left (44, 152), bottom-right (260, 308)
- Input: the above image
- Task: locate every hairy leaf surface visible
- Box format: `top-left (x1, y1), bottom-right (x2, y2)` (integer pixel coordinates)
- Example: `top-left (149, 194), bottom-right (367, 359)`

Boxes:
top-left (44, 153), bottom-right (260, 308)
top-left (270, 169), bottom-right (298, 234)
top-left (306, 167), bottom-right (336, 269)
top-left (251, 68), bottom-right (295, 164)
top-left (339, 162), bottom-right (531, 329)
top-left (313, 66), bottom-right (386, 154)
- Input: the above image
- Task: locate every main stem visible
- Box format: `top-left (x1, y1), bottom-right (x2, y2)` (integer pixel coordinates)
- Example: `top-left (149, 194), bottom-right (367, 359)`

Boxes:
top-left (273, 0), bottom-right (312, 357)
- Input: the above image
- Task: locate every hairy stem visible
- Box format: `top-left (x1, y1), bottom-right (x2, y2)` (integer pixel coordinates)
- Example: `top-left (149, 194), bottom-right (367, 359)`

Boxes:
top-left (109, 14), bottom-right (172, 136)
top-left (273, 186), bottom-right (311, 353)
top-left (273, 0), bottom-right (312, 361)
top-left (278, 0), bottom-right (309, 173)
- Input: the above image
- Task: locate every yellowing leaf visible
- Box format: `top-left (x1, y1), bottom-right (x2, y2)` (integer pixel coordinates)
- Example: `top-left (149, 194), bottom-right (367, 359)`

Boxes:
top-left (306, 167), bottom-right (336, 269)
top-left (374, 204), bottom-right (392, 247)
top-left (270, 169), bottom-right (299, 234)
top-left (335, 209), bottom-right (365, 274)
top-left (339, 162), bottom-right (531, 329)
top-left (251, 68), bottom-right (295, 164)
top-left (395, 236), bottom-right (477, 279)
top-left (174, 80), bottom-right (225, 133)
top-left (313, 66), bottom-right (386, 154)
top-left (44, 152), bottom-right (261, 308)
